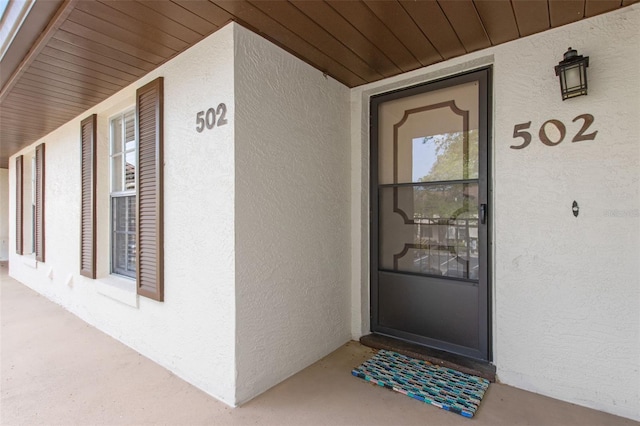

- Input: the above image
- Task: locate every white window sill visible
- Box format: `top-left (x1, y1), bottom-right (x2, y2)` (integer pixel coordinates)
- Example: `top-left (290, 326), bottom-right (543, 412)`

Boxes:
top-left (22, 254), bottom-right (37, 268)
top-left (96, 275), bottom-right (138, 308)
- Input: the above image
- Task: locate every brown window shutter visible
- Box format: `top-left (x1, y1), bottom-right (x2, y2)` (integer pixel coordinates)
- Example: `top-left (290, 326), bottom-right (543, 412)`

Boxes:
top-left (80, 115), bottom-right (97, 278)
top-left (35, 143), bottom-right (45, 262)
top-left (136, 77), bottom-right (164, 301)
top-left (15, 155), bottom-right (24, 255)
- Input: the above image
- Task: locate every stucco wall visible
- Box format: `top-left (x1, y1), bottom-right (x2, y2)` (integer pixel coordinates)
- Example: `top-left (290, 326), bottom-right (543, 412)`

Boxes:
top-left (233, 25), bottom-right (352, 404)
top-left (8, 24), bottom-right (237, 405)
top-left (351, 5), bottom-right (640, 421)
top-left (492, 8), bottom-right (639, 421)
top-left (0, 168), bottom-right (8, 260)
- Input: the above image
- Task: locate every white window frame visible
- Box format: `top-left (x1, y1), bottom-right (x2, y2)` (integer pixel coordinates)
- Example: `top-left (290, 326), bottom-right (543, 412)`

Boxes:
top-left (109, 108), bottom-right (137, 279)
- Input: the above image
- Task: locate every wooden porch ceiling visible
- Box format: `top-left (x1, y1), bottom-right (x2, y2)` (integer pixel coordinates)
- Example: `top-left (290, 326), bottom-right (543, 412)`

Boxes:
top-left (0, 0), bottom-right (636, 168)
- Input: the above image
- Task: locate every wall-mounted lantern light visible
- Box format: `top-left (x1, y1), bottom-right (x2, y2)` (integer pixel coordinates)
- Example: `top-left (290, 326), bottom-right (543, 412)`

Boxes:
top-left (554, 47), bottom-right (589, 100)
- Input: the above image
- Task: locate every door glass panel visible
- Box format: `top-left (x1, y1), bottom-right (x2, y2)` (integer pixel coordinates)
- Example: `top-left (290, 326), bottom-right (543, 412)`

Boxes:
top-left (378, 184), bottom-right (479, 280)
top-left (411, 131), bottom-right (479, 182)
top-left (378, 81), bottom-right (479, 185)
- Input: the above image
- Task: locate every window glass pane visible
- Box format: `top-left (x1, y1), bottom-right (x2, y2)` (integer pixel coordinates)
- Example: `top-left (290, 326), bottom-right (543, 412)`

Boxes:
top-left (124, 111), bottom-right (135, 151)
top-left (127, 232), bottom-right (136, 273)
top-left (378, 184), bottom-right (479, 280)
top-left (112, 195), bottom-right (136, 278)
top-left (112, 116), bottom-right (123, 155)
top-left (112, 231), bottom-right (128, 273)
top-left (125, 151), bottom-right (136, 191)
top-left (127, 195), bottom-right (136, 229)
top-left (112, 154), bottom-right (123, 193)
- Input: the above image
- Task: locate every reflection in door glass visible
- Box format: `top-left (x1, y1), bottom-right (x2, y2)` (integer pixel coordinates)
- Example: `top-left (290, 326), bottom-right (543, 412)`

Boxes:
top-left (411, 130), bottom-right (478, 183)
top-left (412, 137), bottom-right (437, 182)
top-left (379, 184), bottom-right (479, 280)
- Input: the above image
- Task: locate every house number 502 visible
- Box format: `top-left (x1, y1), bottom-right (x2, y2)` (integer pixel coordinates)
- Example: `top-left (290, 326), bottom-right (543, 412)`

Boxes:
top-left (196, 103), bottom-right (228, 133)
top-left (510, 113), bottom-right (598, 149)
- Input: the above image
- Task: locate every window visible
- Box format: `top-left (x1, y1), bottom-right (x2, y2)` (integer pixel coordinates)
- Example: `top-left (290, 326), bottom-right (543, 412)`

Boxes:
top-left (110, 110), bottom-right (136, 278)
top-left (16, 146), bottom-right (46, 260)
top-left (105, 77), bottom-right (163, 299)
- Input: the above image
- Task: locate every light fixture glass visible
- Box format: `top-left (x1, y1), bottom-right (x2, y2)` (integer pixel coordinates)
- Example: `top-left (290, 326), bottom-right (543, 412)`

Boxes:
top-left (554, 47), bottom-right (589, 100)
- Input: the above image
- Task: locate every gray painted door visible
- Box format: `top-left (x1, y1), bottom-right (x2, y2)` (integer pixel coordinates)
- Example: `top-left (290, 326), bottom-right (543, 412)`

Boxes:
top-left (371, 69), bottom-right (491, 361)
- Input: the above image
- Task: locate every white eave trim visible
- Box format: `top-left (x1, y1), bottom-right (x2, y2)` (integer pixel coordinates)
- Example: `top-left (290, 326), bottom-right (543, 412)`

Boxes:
top-left (0, 0), bottom-right (35, 62)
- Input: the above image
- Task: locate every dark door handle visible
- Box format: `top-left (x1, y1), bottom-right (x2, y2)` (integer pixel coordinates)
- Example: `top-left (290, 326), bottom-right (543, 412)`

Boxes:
top-left (480, 204), bottom-right (487, 224)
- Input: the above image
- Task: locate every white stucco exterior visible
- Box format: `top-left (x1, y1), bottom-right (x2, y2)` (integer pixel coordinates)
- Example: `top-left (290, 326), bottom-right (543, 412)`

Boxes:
top-left (233, 25), bottom-right (352, 404)
top-left (9, 23), bottom-right (238, 405)
top-left (6, 22), bottom-right (354, 407)
top-left (5, 4), bottom-right (639, 421)
top-left (351, 5), bottom-right (639, 421)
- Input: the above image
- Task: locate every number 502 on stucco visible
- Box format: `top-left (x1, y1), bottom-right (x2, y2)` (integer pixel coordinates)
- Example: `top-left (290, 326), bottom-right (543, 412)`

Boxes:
top-left (511, 113), bottom-right (598, 149)
top-left (196, 103), bottom-right (228, 133)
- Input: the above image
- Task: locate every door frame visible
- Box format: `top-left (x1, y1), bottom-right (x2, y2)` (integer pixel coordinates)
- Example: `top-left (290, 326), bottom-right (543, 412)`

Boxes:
top-left (369, 67), bottom-right (493, 361)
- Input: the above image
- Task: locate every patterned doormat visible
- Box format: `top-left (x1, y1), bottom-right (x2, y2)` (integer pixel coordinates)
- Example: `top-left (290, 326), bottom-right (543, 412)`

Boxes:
top-left (352, 350), bottom-right (490, 418)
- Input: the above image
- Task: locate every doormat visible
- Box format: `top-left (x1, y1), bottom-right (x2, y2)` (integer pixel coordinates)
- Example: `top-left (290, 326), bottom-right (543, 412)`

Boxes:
top-left (352, 349), bottom-right (490, 418)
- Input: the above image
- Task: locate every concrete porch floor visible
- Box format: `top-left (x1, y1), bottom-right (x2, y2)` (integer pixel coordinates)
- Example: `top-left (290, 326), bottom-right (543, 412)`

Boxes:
top-left (1, 265), bottom-right (636, 426)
